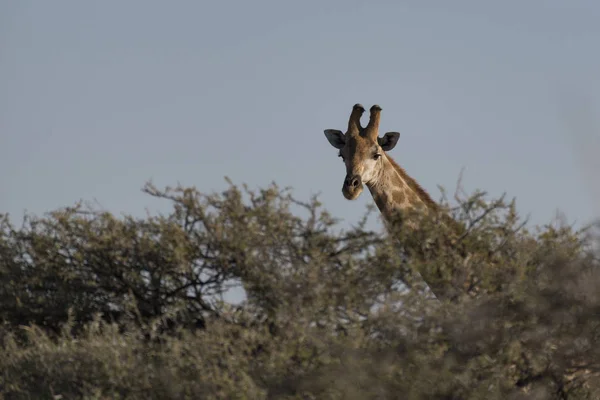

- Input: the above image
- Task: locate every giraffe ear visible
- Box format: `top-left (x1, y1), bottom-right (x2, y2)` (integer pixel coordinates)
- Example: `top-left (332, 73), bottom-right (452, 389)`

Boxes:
top-left (378, 131), bottom-right (400, 151)
top-left (324, 129), bottom-right (346, 149)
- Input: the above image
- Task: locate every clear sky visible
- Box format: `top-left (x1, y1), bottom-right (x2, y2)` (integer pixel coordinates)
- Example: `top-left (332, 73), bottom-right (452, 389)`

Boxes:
top-left (2, 1), bottom-right (600, 234)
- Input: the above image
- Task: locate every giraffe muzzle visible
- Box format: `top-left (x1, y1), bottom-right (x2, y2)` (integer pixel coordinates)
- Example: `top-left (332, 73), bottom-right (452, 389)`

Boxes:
top-left (342, 174), bottom-right (363, 200)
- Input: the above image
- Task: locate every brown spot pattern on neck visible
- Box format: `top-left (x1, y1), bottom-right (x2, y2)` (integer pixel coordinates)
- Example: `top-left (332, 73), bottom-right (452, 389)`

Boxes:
top-left (385, 155), bottom-right (439, 212)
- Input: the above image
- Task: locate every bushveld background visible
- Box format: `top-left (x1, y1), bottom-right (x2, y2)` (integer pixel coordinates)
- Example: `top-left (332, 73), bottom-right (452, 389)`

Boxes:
top-left (1, 180), bottom-right (599, 399)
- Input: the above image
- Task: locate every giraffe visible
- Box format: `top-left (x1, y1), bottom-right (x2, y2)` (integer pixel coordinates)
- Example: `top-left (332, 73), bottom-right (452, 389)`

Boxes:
top-left (323, 104), bottom-right (440, 225)
top-left (323, 104), bottom-right (466, 301)
top-left (324, 106), bottom-right (599, 393)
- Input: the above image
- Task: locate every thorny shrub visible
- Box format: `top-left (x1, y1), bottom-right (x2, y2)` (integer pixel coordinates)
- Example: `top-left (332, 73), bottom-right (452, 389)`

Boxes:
top-left (1, 180), bottom-right (599, 399)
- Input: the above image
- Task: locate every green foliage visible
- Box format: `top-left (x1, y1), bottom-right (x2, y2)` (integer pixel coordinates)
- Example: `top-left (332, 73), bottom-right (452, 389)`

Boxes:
top-left (1, 180), bottom-right (599, 399)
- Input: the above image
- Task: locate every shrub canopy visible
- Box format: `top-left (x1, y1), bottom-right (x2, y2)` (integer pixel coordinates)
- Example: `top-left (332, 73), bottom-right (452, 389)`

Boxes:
top-left (1, 181), bottom-right (599, 399)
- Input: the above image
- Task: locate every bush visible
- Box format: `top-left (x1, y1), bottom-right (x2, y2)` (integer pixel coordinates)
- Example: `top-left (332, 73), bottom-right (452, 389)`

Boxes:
top-left (1, 181), bottom-right (599, 399)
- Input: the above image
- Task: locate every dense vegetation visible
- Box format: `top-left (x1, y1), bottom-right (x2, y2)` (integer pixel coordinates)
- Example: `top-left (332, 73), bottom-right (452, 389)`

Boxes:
top-left (1, 180), bottom-right (599, 399)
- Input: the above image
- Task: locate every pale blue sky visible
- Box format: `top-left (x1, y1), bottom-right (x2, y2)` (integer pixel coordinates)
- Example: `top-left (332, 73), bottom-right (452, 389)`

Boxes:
top-left (2, 1), bottom-right (599, 234)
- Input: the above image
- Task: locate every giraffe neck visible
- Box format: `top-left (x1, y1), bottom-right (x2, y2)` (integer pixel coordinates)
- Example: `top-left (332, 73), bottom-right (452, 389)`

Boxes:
top-left (365, 154), bottom-right (438, 225)
top-left (366, 153), bottom-right (466, 248)
top-left (366, 154), bottom-right (466, 302)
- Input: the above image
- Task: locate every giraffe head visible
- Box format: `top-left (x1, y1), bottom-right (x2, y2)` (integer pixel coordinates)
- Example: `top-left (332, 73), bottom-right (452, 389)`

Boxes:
top-left (324, 104), bottom-right (400, 200)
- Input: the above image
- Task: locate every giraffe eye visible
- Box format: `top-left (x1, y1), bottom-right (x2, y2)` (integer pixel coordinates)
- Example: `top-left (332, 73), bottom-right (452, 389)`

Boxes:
top-left (373, 153), bottom-right (382, 160)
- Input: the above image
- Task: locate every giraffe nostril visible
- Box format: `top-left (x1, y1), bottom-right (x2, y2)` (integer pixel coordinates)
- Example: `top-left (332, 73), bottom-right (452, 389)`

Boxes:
top-left (345, 175), bottom-right (362, 189)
